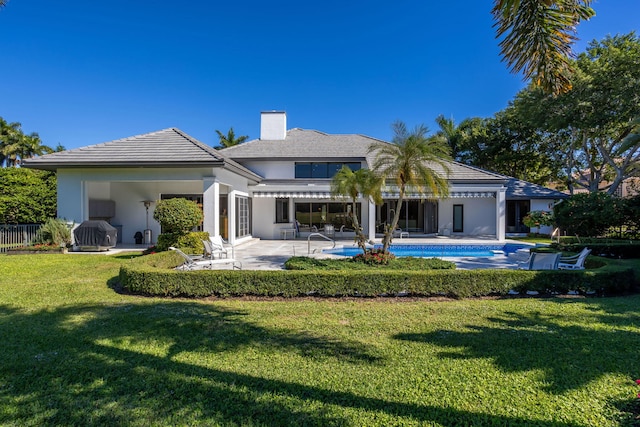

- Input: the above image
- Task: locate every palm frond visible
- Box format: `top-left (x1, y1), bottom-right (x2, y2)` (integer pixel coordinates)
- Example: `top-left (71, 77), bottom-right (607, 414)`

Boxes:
top-left (493, 0), bottom-right (595, 94)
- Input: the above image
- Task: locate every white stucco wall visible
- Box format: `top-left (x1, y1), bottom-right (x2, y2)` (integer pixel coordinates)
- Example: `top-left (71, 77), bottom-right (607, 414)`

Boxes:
top-left (56, 167), bottom-right (253, 245)
top-left (531, 199), bottom-right (556, 235)
top-left (252, 198), bottom-right (278, 239)
top-left (438, 198), bottom-right (497, 237)
top-left (241, 161), bottom-right (293, 180)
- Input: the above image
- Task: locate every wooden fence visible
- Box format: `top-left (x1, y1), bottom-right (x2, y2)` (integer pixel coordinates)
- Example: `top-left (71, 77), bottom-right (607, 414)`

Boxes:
top-left (0, 224), bottom-right (41, 253)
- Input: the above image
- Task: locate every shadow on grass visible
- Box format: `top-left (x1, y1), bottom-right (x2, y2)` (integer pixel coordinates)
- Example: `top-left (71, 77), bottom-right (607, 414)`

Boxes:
top-left (394, 298), bottom-right (640, 395)
top-left (0, 302), bottom-right (586, 426)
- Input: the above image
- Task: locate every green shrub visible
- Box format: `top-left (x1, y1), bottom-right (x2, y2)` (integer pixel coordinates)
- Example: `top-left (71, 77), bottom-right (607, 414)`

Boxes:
top-left (551, 241), bottom-right (640, 259)
top-left (156, 231), bottom-right (209, 253)
top-left (32, 218), bottom-right (72, 247)
top-left (120, 252), bottom-right (636, 298)
top-left (153, 198), bottom-right (203, 234)
top-left (554, 193), bottom-right (625, 237)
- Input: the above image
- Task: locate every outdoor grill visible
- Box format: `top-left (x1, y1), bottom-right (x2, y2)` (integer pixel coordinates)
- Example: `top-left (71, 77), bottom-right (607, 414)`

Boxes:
top-left (73, 220), bottom-right (118, 251)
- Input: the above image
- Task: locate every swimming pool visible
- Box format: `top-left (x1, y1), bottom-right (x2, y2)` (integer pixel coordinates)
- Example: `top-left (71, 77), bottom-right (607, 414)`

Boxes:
top-left (324, 243), bottom-right (530, 258)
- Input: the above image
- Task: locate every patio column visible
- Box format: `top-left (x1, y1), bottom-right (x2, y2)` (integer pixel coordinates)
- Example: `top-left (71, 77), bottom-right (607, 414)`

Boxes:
top-left (496, 188), bottom-right (506, 241)
top-left (202, 178), bottom-right (220, 237)
top-left (228, 191), bottom-right (236, 245)
top-left (367, 199), bottom-right (376, 241)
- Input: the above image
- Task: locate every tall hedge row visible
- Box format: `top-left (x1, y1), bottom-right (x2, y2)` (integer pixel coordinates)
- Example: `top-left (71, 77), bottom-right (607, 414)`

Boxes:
top-left (119, 252), bottom-right (637, 298)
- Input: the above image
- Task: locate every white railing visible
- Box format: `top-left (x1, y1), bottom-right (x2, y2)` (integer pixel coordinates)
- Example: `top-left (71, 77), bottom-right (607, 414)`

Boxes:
top-left (0, 224), bottom-right (41, 253)
top-left (307, 233), bottom-right (336, 254)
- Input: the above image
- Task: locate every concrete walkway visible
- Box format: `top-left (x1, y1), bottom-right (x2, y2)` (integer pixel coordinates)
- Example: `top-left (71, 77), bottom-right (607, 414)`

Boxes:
top-left (93, 236), bottom-right (534, 270)
top-left (209, 237), bottom-right (531, 270)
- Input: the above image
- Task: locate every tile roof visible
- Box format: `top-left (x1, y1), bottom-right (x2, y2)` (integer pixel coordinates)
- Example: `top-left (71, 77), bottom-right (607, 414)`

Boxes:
top-left (222, 128), bottom-right (506, 183)
top-left (22, 128), bottom-right (261, 180)
top-left (505, 177), bottom-right (568, 199)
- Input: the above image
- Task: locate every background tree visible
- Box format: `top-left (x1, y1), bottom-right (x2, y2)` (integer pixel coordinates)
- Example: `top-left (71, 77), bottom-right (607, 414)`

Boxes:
top-left (513, 33), bottom-right (640, 194)
top-left (330, 166), bottom-right (382, 254)
top-left (0, 168), bottom-right (56, 223)
top-left (215, 127), bottom-right (249, 149)
top-left (493, 0), bottom-right (595, 94)
top-left (554, 192), bottom-right (624, 237)
top-left (369, 121), bottom-right (451, 253)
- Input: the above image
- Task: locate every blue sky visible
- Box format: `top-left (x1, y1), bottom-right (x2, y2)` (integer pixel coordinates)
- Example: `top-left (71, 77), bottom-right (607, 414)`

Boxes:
top-left (1, 0), bottom-right (638, 150)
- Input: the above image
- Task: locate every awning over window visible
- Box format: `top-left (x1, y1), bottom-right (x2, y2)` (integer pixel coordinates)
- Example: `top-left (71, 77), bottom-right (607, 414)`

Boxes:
top-left (253, 191), bottom-right (496, 199)
top-left (253, 191), bottom-right (333, 198)
top-left (381, 191), bottom-right (496, 199)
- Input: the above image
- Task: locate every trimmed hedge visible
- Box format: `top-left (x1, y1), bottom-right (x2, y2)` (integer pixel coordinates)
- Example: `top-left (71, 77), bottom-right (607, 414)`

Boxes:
top-left (551, 242), bottom-right (640, 259)
top-left (119, 251), bottom-right (637, 299)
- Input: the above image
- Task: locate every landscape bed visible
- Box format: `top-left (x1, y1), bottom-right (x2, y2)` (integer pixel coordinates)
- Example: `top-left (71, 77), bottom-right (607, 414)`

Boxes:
top-left (119, 251), bottom-right (637, 298)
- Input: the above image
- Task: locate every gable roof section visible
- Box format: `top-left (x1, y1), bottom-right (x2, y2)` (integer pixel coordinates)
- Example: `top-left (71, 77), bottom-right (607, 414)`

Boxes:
top-left (221, 128), bottom-right (380, 160)
top-left (222, 128), bottom-right (506, 183)
top-left (22, 128), bottom-right (262, 181)
top-left (506, 177), bottom-right (568, 199)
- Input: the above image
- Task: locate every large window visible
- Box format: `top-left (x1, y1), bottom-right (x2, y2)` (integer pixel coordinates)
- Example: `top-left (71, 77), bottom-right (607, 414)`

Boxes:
top-left (295, 202), bottom-right (360, 229)
top-left (275, 198), bottom-right (289, 223)
top-left (235, 196), bottom-right (251, 238)
top-left (295, 162), bottom-right (361, 178)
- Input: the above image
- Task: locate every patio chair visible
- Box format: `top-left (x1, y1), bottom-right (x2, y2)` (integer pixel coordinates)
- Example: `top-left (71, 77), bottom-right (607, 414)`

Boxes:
top-left (209, 235), bottom-right (230, 258)
top-left (280, 223), bottom-right (297, 240)
top-left (321, 224), bottom-right (335, 237)
top-left (392, 227), bottom-right (409, 239)
top-left (558, 248), bottom-right (591, 270)
top-left (519, 252), bottom-right (561, 270)
top-left (170, 247), bottom-right (241, 270)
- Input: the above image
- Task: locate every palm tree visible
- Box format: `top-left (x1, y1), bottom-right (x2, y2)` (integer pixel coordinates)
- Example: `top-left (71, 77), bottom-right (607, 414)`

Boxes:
top-left (369, 121), bottom-right (452, 254)
top-left (1, 118), bottom-right (55, 166)
top-left (493, 0), bottom-right (595, 95)
top-left (434, 115), bottom-right (473, 161)
top-left (215, 127), bottom-right (249, 149)
top-left (330, 166), bottom-right (382, 254)
top-left (0, 118), bottom-right (23, 167)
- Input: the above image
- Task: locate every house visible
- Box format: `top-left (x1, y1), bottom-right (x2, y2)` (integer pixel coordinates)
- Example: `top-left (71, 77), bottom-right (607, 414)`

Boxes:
top-left (23, 111), bottom-right (566, 245)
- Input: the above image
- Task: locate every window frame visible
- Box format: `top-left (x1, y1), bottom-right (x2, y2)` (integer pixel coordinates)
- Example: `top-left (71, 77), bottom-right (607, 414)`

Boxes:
top-left (275, 198), bottom-right (289, 224)
top-left (453, 204), bottom-right (464, 233)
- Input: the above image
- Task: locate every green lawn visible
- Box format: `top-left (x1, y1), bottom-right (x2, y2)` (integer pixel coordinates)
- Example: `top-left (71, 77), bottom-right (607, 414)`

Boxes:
top-left (1, 253), bottom-right (639, 426)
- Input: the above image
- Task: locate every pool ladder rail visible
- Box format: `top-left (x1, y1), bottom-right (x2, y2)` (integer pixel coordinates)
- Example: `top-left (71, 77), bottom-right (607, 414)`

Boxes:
top-left (307, 233), bottom-right (336, 254)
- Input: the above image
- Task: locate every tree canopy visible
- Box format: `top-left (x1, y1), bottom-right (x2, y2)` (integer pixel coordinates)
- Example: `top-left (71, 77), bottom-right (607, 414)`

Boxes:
top-left (0, 168), bottom-right (57, 224)
top-left (512, 33), bottom-right (640, 194)
top-left (439, 33), bottom-right (640, 193)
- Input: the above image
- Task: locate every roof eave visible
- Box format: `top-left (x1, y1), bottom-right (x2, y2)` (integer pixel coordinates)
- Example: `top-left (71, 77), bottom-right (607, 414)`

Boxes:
top-left (22, 160), bottom-right (226, 169)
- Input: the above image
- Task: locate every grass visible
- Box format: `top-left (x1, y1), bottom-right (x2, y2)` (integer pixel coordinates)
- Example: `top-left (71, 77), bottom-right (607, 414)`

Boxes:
top-left (1, 253), bottom-right (640, 426)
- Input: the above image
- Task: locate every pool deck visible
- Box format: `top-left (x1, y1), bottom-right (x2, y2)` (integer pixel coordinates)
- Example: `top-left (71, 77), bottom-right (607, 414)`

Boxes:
top-left (99, 236), bottom-right (536, 270)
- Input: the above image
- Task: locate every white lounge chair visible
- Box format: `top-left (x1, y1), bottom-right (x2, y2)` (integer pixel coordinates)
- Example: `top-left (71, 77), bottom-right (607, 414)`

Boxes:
top-left (558, 248), bottom-right (591, 270)
top-left (208, 235), bottom-right (230, 259)
top-left (393, 227), bottom-right (409, 239)
top-left (519, 252), bottom-right (561, 270)
top-left (170, 247), bottom-right (241, 270)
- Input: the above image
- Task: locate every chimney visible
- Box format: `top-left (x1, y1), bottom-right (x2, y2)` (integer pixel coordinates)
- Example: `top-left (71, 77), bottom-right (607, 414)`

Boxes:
top-left (260, 111), bottom-right (287, 140)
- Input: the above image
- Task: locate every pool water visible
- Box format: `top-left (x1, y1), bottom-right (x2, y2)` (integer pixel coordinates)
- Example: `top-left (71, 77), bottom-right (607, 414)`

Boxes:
top-left (324, 243), bottom-right (530, 258)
